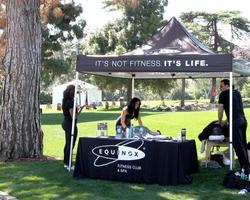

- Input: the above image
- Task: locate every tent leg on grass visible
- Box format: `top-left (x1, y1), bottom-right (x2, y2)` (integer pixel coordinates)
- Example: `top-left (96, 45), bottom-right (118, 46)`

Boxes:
top-left (229, 72), bottom-right (233, 170)
top-left (68, 72), bottom-right (79, 171)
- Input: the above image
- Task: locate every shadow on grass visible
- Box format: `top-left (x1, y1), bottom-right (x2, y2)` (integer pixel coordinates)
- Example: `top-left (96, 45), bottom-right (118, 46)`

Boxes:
top-left (0, 160), bottom-right (242, 200)
top-left (41, 110), bottom-right (163, 125)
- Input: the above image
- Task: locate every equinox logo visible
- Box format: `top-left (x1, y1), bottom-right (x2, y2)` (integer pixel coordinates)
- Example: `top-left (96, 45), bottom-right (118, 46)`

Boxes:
top-left (92, 139), bottom-right (145, 167)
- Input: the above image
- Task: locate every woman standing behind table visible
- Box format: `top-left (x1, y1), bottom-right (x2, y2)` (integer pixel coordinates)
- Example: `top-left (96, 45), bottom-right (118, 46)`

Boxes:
top-left (116, 97), bottom-right (143, 133)
top-left (62, 85), bottom-right (84, 169)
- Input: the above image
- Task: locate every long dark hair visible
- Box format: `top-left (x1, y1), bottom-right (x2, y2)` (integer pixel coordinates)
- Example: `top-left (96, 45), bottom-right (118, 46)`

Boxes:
top-left (127, 97), bottom-right (141, 120)
top-left (62, 85), bottom-right (75, 106)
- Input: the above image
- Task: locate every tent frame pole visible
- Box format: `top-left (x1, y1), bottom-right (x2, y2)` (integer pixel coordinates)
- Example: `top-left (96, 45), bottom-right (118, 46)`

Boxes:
top-left (68, 72), bottom-right (79, 171)
top-left (229, 72), bottom-right (233, 170)
top-left (132, 74), bottom-right (135, 98)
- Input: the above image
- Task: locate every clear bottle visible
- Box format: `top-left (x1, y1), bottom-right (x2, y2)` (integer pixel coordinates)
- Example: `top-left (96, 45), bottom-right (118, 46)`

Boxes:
top-left (126, 128), bottom-right (130, 138)
top-left (96, 123), bottom-right (100, 136)
top-left (181, 128), bottom-right (186, 142)
top-left (139, 126), bottom-right (144, 136)
top-left (240, 168), bottom-right (245, 180)
top-left (116, 125), bottom-right (122, 139)
top-left (104, 122), bottom-right (108, 136)
top-left (130, 124), bottom-right (134, 138)
top-left (100, 123), bottom-right (104, 136)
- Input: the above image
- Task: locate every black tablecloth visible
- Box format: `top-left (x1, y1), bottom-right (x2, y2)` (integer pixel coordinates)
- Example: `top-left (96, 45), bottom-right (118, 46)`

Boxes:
top-left (73, 137), bottom-right (199, 185)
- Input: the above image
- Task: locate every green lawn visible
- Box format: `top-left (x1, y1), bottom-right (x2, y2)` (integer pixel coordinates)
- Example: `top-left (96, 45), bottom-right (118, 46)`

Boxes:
top-left (0, 107), bottom-right (250, 200)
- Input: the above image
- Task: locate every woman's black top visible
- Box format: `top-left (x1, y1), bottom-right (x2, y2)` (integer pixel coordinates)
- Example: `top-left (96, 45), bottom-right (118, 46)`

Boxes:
top-left (116, 111), bottom-right (134, 128)
top-left (62, 99), bottom-right (74, 122)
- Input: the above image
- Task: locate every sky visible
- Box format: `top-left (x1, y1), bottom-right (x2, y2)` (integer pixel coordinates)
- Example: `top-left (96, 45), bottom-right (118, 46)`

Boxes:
top-left (76, 0), bottom-right (250, 31)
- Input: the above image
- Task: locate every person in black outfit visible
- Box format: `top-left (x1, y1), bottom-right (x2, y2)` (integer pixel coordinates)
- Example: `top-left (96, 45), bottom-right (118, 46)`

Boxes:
top-left (62, 85), bottom-right (84, 169)
top-left (218, 79), bottom-right (249, 172)
top-left (116, 97), bottom-right (143, 132)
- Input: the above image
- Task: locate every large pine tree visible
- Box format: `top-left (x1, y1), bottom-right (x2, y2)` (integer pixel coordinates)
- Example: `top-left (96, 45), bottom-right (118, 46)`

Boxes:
top-left (0, 0), bottom-right (42, 160)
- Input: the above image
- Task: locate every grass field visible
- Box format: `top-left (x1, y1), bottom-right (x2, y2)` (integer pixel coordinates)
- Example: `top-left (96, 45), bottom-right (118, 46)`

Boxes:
top-left (0, 106), bottom-right (250, 200)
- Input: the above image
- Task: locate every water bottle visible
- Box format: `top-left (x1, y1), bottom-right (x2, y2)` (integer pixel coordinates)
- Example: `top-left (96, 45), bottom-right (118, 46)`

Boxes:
top-left (116, 125), bottom-right (122, 139)
top-left (240, 168), bottom-right (246, 180)
top-left (104, 122), bottom-right (108, 136)
top-left (96, 123), bottom-right (100, 136)
top-left (130, 124), bottom-right (134, 138)
top-left (139, 126), bottom-right (144, 137)
top-left (181, 128), bottom-right (186, 142)
top-left (121, 127), bottom-right (126, 138)
top-left (126, 128), bottom-right (130, 138)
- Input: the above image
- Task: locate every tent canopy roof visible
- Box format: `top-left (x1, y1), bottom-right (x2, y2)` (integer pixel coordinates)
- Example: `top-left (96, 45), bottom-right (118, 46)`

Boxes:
top-left (54, 80), bottom-right (99, 90)
top-left (125, 17), bottom-right (214, 55)
top-left (76, 17), bottom-right (232, 79)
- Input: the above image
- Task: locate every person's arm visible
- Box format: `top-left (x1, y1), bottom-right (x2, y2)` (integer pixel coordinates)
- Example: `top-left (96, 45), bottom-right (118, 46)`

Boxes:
top-left (77, 105), bottom-right (85, 114)
top-left (69, 108), bottom-right (74, 119)
top-left (69, 105), bottom-right (85, 119)
top-left (138, 114), bottom-right (142, 126)
top-left (121, 107), bottom-right (128, 129)
top-left (218, 103), bottom-right (224, 126)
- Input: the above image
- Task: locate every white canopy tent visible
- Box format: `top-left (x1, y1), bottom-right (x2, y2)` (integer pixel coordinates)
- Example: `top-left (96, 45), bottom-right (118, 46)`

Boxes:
top-left (67, 17), bottom-right (249, 171)
top-left (52, 80), bottom-right (102, 106)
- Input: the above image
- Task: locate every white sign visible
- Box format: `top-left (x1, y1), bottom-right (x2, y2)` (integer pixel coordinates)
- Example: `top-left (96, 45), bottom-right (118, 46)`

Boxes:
top-left (92, 139), bottom-right (145, 167)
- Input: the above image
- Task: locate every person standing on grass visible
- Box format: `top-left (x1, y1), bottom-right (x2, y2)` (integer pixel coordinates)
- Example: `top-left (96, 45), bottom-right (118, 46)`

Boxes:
top-left (116, 97), bottom-right (143, 132)
top-left (62, 85), bottom-right (84, 169)
top-left (217, 79), bottom-right (250, 173)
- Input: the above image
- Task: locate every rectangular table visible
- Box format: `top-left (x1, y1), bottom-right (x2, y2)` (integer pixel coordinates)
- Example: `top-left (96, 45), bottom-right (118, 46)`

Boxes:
top-left (73, 137), bottom-right (199, 185)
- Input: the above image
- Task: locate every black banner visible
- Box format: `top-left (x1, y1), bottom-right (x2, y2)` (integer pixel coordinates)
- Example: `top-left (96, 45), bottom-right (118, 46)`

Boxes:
top-left (77, 54), bottom-right (232, 73)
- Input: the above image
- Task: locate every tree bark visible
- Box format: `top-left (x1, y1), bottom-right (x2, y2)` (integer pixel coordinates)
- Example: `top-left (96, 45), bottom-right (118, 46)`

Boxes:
top-left (209, 18), bottom-right (219, 104)
top-left (180, 78), bottom-right (185, 107)
top-left (210, 78), bottom-right (216, 103)
top-left (0, 0), bottom-right (43, 161)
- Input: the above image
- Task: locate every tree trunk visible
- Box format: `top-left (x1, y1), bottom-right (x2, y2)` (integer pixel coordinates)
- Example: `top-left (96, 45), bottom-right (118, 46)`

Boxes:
top-left (180, 79), bottom-right (185, 107)
top-left (210, 78), bottom-right (216, 103)
top-left (0, 0), bottom-right (43, 161)
top-left (126, 79), bottom-right (132, 104)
